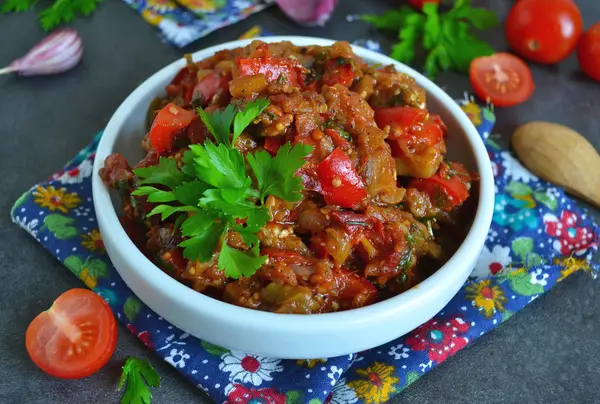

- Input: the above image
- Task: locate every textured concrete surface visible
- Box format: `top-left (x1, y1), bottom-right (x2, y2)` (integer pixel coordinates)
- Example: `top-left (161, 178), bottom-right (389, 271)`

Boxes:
top-left (1, 1), bottom-right (599, 403)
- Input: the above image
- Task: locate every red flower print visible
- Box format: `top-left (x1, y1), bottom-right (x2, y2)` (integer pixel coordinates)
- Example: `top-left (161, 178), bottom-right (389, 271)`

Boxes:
top-left (126, 324), bottom-right (153, 349)
top-left (544, 210), bottom-right (597, 256)
top-left (226, 384), bottom-right (287, 404)
top-left (405, 317), bottom-right (470, 363)
top-left (137, 331), bottom-right (153, 349)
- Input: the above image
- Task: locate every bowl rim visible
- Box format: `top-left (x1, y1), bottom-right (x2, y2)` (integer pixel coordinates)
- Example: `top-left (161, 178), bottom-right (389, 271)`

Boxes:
top-left (92, 36), bottom-right (494, 333)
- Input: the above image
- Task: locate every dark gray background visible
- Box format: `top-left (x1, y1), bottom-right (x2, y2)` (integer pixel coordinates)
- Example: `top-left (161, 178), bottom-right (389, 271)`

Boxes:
top-left (1, 1), bottom-right (599, 403)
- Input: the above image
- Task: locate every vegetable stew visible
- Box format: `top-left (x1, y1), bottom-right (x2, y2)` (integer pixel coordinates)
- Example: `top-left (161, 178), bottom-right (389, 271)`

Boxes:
top-left (99, 41), bottom-right (478, 314)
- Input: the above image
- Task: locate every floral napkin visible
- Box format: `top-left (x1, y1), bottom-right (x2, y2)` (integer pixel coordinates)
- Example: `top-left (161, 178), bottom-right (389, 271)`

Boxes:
top-left (121, 0), bottom-right (274, 47)
top-left (11, 93), bottom-right (599, 403)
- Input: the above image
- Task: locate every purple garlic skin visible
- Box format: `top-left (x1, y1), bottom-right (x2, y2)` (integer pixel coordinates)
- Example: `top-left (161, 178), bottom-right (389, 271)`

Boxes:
top-left (275, 0), bottom-right (338, 27)
top-left (9, 29), bottom-right (83, 76)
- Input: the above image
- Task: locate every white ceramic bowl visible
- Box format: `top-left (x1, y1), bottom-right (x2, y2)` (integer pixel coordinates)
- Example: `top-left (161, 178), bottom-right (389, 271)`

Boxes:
top-left (93, 36), bottom-right (494, 359)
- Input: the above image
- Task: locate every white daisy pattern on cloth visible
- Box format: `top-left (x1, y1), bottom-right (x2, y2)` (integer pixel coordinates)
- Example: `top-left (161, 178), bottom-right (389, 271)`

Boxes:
top-left (233, 0), bottom-right (254, 8)
top-left (219, 351), bottom-right (283, 386)
top-left (327, 365), bottom-right (343, 386)
top-left (500, 151), bottom-right (538, 183)
top-left (13, 216), bottom-right (39, 239)
top-left (388, 343), bottom-right (410, 360)
top-left (328, 377), bottom-right (358, 404)
top-left (165, 348), bottom-right (190, 368)
top-left (52, 159), bottom-right (93, 184)
top-left (471, 245), bottom-right (512, 279)
top-left (158, 19), bottom-right (203, 47)
top-left (530, 269), bottom-right (549, 286)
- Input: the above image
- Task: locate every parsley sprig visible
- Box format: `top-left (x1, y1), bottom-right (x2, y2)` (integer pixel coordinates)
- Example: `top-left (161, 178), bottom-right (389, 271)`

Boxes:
top-left (132, 98), bottom-right (312, 279)
top-left (363, 0), bottom-right (498, 79)
top-left (118, 357), bottom-right (160, 404)
top-left (1, 0), bottom-right (103, 31)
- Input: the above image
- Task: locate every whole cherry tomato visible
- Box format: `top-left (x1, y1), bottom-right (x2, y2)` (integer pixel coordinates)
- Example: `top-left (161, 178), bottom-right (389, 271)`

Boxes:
top-left (505, 0), bottom-right (583, 64)
top-left (577, 22), bottom-right (600, 82)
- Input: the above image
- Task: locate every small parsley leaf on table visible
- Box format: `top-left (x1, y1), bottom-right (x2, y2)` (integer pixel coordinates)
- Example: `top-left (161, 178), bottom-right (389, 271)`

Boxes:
top-left (1, 0), bottom-right (36, 13)
top-left (39, 0), bottom-right (103, 31)
top-left (118, 357), bottom-right (160, 404)
top-left (363, 0), bottom-right (498, 79)
top-left (362, 7), bottom-right (412, 30)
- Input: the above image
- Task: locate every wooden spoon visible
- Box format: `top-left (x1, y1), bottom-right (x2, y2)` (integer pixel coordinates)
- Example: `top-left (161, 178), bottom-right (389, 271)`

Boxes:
top-left (512, 121), bottom-right (600, 209)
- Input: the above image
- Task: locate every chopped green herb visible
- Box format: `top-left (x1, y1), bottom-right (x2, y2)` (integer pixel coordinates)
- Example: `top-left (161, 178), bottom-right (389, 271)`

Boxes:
top-left (338, 128), bottom-right (352, 142)
top-left (118, 357), bottom-right (160, 404)
top-left (1, 0), bottom-right (104, 31)
top-left (363, 0), bottom-right (498, 79)
top-left (131, 98), bottom-right (312, 279)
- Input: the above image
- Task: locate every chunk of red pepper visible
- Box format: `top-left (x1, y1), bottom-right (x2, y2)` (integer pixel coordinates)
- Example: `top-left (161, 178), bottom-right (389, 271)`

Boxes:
top-left (317, 148), bottom-right (368, 208)
top-left (149, 103), bottom-right (197, 154)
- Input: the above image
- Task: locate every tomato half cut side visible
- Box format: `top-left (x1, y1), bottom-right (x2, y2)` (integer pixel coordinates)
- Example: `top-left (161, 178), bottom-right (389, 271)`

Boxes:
top-left (26, 288), bottom-right (117, 379)
top-left (470, 53), bottom-right (535, 107)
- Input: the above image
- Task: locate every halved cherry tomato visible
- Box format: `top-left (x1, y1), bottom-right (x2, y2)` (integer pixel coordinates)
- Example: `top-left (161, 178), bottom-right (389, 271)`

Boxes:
top-left (577, 23), bottom-right (600, 82)
top-left (505, 0), bottom-right (582, 64)
top-left (26, 289), bottom-right (117, 379)
top-left (334, 269), bottom-right (378, 308)
top-left (192, 73), bottom-right (227, 106)
top-left (408, 0), bottom-right (440, 10)
top-left (238, 57), bottom-right (303, 86)
top-left (408, 161), bottom-right (471, 210)
top-left (317, 148), bottom-right (368, 208)
top-left (323, 58), bottom-right (355, 87)
top-left (264, 136), bottom-right (286, 155)
top-left (470, 53), bottom-right (535, 107)
top-left (149, 103), bottom-right (197, 153)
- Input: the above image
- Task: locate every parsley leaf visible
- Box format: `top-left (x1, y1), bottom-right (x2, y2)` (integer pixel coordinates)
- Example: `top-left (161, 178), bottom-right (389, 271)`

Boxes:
top-left (38, 0), bottom-right (103, 31)
top-left (189, 143), bottom-right (250, 189)
top-left (390, 13), bottom-right (426, 65)
top-left (364, 0), bottom-right (497, 79)
top-left (362, 7), bottom-right (412, 30)
top-left (233, 98), bottom-right (269, 143)
top-left (218, 241), bottom-right (267, 279)
top-left (179, 220), bottom-right (225, 262)
top-left (247, 143), bottom-right (313, 202)
top-left (1, 0), bottom-right (103, 30)
top-left (147, 205), bottom-right (198, 221)
top-left (118, 357), bottom-right (160, 404)
top-left (200, 188), bottom-right (270, 234)
top-left (1, 0), bottom-right (36, 13)
top-left (196, 104), bottom-right (236, 147)
top-left (173, 181), bottom-right (211, 206)
top-left (134, 158), bottom-right (185, 190)
top-left (128, 97), bottom-right (311, 280)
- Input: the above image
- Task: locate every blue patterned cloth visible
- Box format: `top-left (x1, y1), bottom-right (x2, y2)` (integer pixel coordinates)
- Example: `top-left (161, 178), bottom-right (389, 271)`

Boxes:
top-left (121, 0), bottom-right (274, 47)
top-left (10, 94), bottom-right (599, 403)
